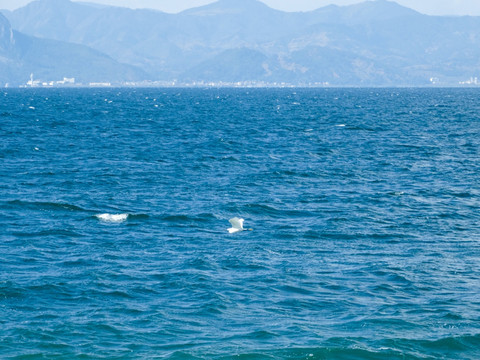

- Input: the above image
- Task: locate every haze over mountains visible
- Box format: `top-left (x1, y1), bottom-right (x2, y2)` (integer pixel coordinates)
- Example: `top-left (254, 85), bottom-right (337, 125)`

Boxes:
top-left (1, 0), bottom-right (480, 86)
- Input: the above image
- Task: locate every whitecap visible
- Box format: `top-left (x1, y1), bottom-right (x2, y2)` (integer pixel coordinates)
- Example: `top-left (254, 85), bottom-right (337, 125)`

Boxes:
top-left (96, 213), bottom-right (129, 223)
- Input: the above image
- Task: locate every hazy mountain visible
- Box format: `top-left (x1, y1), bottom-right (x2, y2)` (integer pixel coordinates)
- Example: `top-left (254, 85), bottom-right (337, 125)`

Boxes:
top-left (0, 13), bottom-right (19, 83)
top-left (0, 12), bottom-right (147, 86)
top-left (4, 0), bottom-right (480, 85)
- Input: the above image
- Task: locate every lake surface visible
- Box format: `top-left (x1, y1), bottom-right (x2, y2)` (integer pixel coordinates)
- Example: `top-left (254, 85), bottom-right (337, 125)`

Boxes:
top-left (1, 88), bottom-right (480, 359)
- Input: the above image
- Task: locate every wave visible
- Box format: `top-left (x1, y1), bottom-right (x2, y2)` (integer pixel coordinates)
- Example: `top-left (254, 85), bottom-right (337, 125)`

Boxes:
top-left (12, 229), bottom-right (84, 238)
top-left (163, 346), bottom-right (420, 360)
top-left (93, 212), bottom-right (148, 222)
top-left (165, 336), bottom-right (480, 360)
top-left (4, 200), bottom-right (151, 223)
top-left (161, 213), bottom-right (218, 223)
top-left (5, 200), bottom-right (88, 213)
top-left (232, 203), bottom-right (314, 218)
top-left (96, 213), bottom-right (129, 223)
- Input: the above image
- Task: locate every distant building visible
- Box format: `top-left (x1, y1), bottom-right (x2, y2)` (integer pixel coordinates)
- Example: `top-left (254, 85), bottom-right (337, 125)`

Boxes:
top-left (89, 82), bottom-right (112, 87)
top-left (27, 73), bottom-right (41, 87)
top-left (22, 75), bottom-right (77, 87)
top-left (459, 77), bottom-right (479, 85)
top-left (57, 77), bottom-right (75, 85)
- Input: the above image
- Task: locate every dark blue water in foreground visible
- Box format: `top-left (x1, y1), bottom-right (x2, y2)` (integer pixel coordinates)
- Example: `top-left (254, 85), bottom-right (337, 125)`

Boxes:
top-left (1, 88), bottom-right (480, 359)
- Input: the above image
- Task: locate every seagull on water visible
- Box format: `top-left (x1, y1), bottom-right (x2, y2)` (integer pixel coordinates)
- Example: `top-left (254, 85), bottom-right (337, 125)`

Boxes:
top-left (228, 217), bottom-right (252, 233)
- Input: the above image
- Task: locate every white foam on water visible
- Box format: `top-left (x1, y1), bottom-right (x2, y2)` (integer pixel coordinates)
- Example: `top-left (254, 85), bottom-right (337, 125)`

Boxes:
top-left (96, 213), bottom-right (129, 223)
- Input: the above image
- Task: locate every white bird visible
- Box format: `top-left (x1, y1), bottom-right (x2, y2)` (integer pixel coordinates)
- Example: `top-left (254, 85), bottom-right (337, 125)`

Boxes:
top-left (227, 217), bottom-right (252, 233)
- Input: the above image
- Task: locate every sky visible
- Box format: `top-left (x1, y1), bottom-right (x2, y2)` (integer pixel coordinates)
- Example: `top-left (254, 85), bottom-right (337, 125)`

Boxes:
top-left (2, 0), bottom-right (480, 16)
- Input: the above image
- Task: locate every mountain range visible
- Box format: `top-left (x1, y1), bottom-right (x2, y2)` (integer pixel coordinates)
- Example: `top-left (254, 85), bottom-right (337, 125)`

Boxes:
top-left (0, 12), bottom-right (146, 86)
top-left (1, 0), bottom-right (480, 86)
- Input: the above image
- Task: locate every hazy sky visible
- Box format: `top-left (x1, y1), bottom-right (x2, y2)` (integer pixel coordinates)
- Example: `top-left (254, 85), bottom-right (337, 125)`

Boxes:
top-left (2, 0), bottom-right (480, 16)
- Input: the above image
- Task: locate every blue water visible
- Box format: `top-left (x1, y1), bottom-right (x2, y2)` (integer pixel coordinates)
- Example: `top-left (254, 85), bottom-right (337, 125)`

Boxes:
top-left (1, 88), bottom-right (480, 359)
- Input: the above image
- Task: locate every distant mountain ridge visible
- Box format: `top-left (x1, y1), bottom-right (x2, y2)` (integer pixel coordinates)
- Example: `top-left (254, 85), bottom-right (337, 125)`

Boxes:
top-left (0, 11), bottom-right (148, 86)
top-left (2, 0), bottom-right (480, 86)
